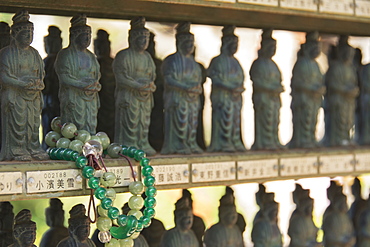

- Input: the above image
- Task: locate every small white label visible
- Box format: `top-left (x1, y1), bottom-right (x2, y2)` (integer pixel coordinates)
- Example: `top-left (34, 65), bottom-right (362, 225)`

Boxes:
top-left (87, 167), bottom-right (136, 188)
top-left (26, 169), bottom-right (82, 193)
top-left (238, 0), bottom-right (278, 6)
top-left (237, 159), bottom-right (278, 180)
top-left (320, 0), bottom-right (354, 14)
top-left (192, 162), bottom-right (236, 182)
top-left (355, 153), bottom-right (370, 171)
top-left (280, 157), bottom-right (318, 176)
top-left (319, 154), bottom-right (355, 174)
top-left (355, 0), bottom-right (370, 17)
top-left (153, 164), bottom-right (189, 185)
top-left (280, 0), bottom-right (318, 11)
top-left (0, 172), bottom-right (23, 195)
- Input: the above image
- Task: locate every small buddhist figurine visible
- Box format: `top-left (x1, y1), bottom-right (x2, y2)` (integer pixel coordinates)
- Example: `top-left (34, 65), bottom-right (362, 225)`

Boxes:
top-left (358, 49), bottom-right (370, 145)
top-left (254, 187), bottom-right (275, 225)
top-left (323, 35), bottom-right (359, 146)
top-left (0, 10), bottom-right (48, 161)
top-left (250, 29), bottom-right (284, 150)
top-left (207, 25), bottom-right (246, 152)
top-left (94, 29), bottom-right (115, 141)
top-left (354, 48), bottom-right (363, 143)
top-left (290, 184), bottom-right (310, 220)
top-left (57, 204), bottom-right (95, 247)
top-left (42, 26), bottom-right (62, 149)
top-left (357, 194), bottom-right (370, 247)
top-left (181, 189), bottom-right (206, 246)
top-left (289, 31), bottom-right (325, 149)
top-left (0, 202), bottom-right (14, 247)
top-left (323, 180), bottom-right (343, 221)
top-left (322, 192), bottom-right (355, 247)
top-left (252, 200), bottom-right (282, 247)
top-left (9, 209), bottom-right (36, 247)
top-left (40, 198), bottom-right (69, 247)
top-left (224, 186), bottom-right (246, 235)
top-left (161, 22), bottom-right (203, 155)
top-left (113, 17), bottom-right (156, 155)
top-left (160, 197), bottom-right (199, 247)
top-left (55, 14), bottom-right (101, 134)
top-left (204, 190), bottom-right (244, 247)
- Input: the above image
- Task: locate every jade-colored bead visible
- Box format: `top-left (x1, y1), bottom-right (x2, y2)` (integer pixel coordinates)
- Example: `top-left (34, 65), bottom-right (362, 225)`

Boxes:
top-left (135, 220), bottom-right (144, 232)
top-left (129, 181), bottom-right (144, 195)
top-left (130, 231), bottom-right (140, 240)
top-left (108, 207), bottom-right (120, 219)
top-left (97, 216), bottom-right (112, 231)
top-left (75, 130), bottom-right (91, 143)
top-left (140, 158), bottom-right (150, 167)
top-left (71, 151), bottom-right (79, 161)
top-left (120, 146), bottom-right (128, 156)
top-left (95, 187), bottom-right (107, 200)
top-left (118, 238), bottom-right (134, 247)
top-left (61, 122), bottom-right (77, 139)
top-left (90, 135), bottom-right (103, 145)
top-left (140, 215), bottom-right (151, 227)
top-left (96, 132), bottom-right (110, 149)
top-left (49, 148), bottom-right (59, 160)
top-left (127, 147), bottom-right (136, 158)
top-left (69, 139), bottom-right (84, 154)
top-left (143, 207), bottom-right (156, 218)
top-left (98, 204), bottom-right (109, 217)
top-left (144, 197), bottom-right (156, 208)
top-left (107, 143), bottom-right (121, 158)
top-left (75, 156), bottom-right (88, 168)
top-left (105, 238), bottom-right (120, 247)
top-left (128, 196), bottom-right (144, 210)
top-left (88, 177), bottom-right (100, 189)
top-left (45, 131), bottom-right (61, 147)
top-left (141, 166), bottom-right (153, 177)
top-left (56, 138), bottom-right (71, 149)
top-left (82, 166), bottom-right (95, 179)
top-left (62, 149), bottom-right (74, 161)
top-left (51, 117), bottom-right (62, 133)
top-left (144, 176), bottom-right (155, 187)
top-left (101, 198), bottom-right (113, 210)
top-left (145, 186), bottom-right (157, 197)
top-left (126, 215), bottom-right (138, 233)
top-left (117, 214), bottom-right (128, 227)
top-left (100, 172), bottom-right (117, 187)
top-left (55, 148), bottom-right (65, 160)
top-left (134, 149), bottom-right (145, 161)
top-left (106, 188), bottom-right (116, 200)
top-left (128, 209), bottom-right (143, 220)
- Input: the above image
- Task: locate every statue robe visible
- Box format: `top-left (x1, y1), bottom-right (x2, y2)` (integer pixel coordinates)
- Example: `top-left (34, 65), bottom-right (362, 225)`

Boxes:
top-left (288, 213), bottom-right (319, 247)
top-left (55, 46), bottom-right (100, 134)
top-left (57, 236), bottom-right (96, 247)
top-left (290, 55), bottom-right (324, 148)
top-left (161, 52), bottom-right (202, 154)
top-left (207, 53), bottom-right (246, 152)
top-left (160, 228), bottom-right (199, 247)
top-left (40, 226), bottom-right (69, 247)
top-left (112, 48), bottom-right (156, 154)
top-left (322, 210), bottom-right (355, 246)
top-left (359, 64), bottom-right (370, 145)
top-left (251, 218), bottom-right (282, 247)
top-left (0, 44), bottom-right (44, 160)
top-left (250, 57), bottom-right (283, 150)
top-left (204, 223), bottom-right (243, 247)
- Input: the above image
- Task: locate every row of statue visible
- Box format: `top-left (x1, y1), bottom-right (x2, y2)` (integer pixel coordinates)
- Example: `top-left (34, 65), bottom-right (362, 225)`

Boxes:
top-left (1, 179), bottom-right (369, 247)
top-left (0, 10), bottom-right (368, 161)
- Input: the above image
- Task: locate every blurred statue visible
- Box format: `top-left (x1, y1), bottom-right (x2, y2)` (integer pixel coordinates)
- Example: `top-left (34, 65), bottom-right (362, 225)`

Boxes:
top-left (357, 194), bottom-right (370, 247)
top-left (94, 29), bottom-right (115, 141)
top-left (251, 200), bottom-right (282, 247)
top-left (323, 35), bottom-right (359, 146)
top-left (0, 10), bottom-right (48, 161)
top-left (204, 190), bottom-right (244, 247)
top-left (40, 198), bottom-right (68, 247)
top-left (113, 17), bottom-right (156, 156)
top-left (254, 186), bottom-right (275, 225)
top-left (161, 22), bottom-right (203, 155)
top-left (207, 25), bottom-right (246, 152)
top-left (147, 31), bottom-right (164, 152)
top-left (250, 29), bottom-right (284, 150)
top-left (42, 26), bottom-right (62, 149)
top-left (354, 48), bottom-right (363, 143)
top-left (323, 180), bottom-right (343, 221)
top-left (358, 49), bottom-right (370, 145)
top-left (160, 197), bottom-right (199, 247)
top-left (0, 202), bottom-right (14, 247)
top-left (289, 31), bottom-right (325, 149)
top-left (322, 192), bottom-right (355, 247)
top-left (57, 204), bottom-right (95, 247)
top-left (224, 186), bottom-right (246, 235)
top-left (290, 184), bottom-right (310, 219)
top-left (9, 209), bottom-right (36, 247)
top-left (55, 14), bottom-right (101, 134)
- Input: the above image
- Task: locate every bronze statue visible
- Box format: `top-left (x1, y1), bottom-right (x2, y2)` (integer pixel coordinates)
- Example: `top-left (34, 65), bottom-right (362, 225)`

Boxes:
top-left (113, 17), bottom-right (156, 156)
top-left (40, 198), bottom-right (69, 247)
top-left (207, 25), bottom-right (246, 152)
top-left (55, 14), bottom-right (101, 134)
top-left (161, 22), bottom-right (203, 155)
top-left (250, 29), bottom-right (284, 150)
top-left (357, 194), bottom-right (370, 247)
top-left (253, 185), bottom-right (275, 225)
top-left (57, 204), bottom-right (95, 247)
top-left (0, 202), bottom-right (14, 247)
top-left (94, 29), bottom-right (115, 141)
top-left (9, 209), bottom-right (36, 247)
top-left (354, 48), bottom-right (363, 143)
top-left (322, 192), bottom-right (355, 247)
top-left (160, 197), bottom-right (199, 247)
top-left (204, 190), bottom-right (243, 247)
top-left (289, 31), bottom-right (325, 149)
top-left (323, 180), bottom-right (343, 221)
top-left (0, 10), bottom-right (48, 161)
top-left (42, 26), bottom-right (62, 149)
top-left (224, 186), bottom-right (246, 235)
top-left (358, 49), bottom-right (370, 145)
top-left (323, 35), bottom-right (359, 146)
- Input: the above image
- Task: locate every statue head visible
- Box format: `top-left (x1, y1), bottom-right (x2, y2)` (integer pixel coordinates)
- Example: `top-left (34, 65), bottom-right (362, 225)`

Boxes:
top-left (327, 180), bottom-right (342, 203)
top-left (44, 25), bottom-right (62, 55)
top-left (351, 177), bottom-right (362, 199)
top-left (94, 29), bottom-right (111, 59)
top-left (221, 25), bottom-right (238, 56)
top-left (129, 17), bottom-right (150, 52)
top-left (256, 184), bottom-right (267, 207)
top-left (332, 192), bottom-right (348, 213)
top-left (174, 197), bottom-right (193, 231)
top-left (263, 200), bottom-right (279, 222)
top-left (45, 198), bottom-right (65, 227)
top-left (302, 31), bottom-right (320, 59)
top-left (337, 35), bottom-right (355, 64)
top-left (69, 14), bottom-right (91, 50)
top-left (292, 183), bottom-right (310, 206)
top-left (219, 191), bottom-right (238, 227)
top-left (13, 209), bottom-right (36, 247)
top-left (68, 204), bottom-right (90, 242)
top-left (11, 10), bottom-right (34, 49)
top-left (176, 22), bottom-right (195, 56)
top-left (0, 21), bottom-right (10, 49)
top-left (259, 28), bottom-right (276, 58)
top-left (299, 197), bottom-right (314, 217)
top-left (181, 189), bottom-right (194, 208)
